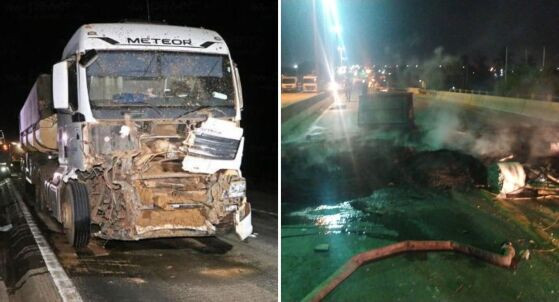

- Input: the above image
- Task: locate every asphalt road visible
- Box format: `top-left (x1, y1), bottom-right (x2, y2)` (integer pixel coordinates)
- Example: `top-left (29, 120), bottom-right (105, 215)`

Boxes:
top-left (281, 92), bottom-right (559, 301)
top-left (281, 92), bottom-right (319, 108)
top-left (60, 214), bottom-right (277, 302)
top-left (284, 92), bottom-right (559, 160)
top-left (5, 180), bottom-right (277, 302)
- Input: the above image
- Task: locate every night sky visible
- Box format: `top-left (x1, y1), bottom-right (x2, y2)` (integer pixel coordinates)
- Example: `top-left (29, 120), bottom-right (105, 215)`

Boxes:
top-left (0, 0), bottom-right (277, 192)
top-left (282, 0), bottom-right (559, 67)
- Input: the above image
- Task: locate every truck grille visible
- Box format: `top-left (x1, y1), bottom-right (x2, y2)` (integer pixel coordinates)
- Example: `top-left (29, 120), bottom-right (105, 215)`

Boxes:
top-left (188, 134), bottom-right (240, 160)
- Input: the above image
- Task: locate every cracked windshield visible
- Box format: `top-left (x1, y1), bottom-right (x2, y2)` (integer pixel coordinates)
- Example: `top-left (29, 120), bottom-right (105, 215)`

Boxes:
top-left (87, 51), bottom-right (235, 118)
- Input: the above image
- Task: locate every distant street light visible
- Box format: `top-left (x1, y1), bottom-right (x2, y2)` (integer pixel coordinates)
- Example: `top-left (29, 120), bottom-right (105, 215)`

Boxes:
top-left (293, 64), bottom-right (298, 69)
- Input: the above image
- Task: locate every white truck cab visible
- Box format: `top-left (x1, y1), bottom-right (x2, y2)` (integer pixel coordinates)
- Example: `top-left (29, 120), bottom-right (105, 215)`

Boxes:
top-left (281, 75), bottom-right (298, 92)
top-left (302, 75), bottom-right (318, 93)
top-left (20, 23), bottom-right (252, 247)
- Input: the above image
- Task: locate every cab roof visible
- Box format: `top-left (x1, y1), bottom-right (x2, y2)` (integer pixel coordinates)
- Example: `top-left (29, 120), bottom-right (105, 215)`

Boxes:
top-left (62, 23), bottom-right (229, 59)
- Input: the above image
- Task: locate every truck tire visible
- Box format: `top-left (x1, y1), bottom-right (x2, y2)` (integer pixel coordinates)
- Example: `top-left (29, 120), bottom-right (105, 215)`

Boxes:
top-left (34, 181), bottom-right (43, 210)
top-left (62, 181), bottom-right (90, 248)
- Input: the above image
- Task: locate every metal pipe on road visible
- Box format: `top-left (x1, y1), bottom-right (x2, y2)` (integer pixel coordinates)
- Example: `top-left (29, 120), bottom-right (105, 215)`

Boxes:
top-left (303, 240), bottom-right (516, 302)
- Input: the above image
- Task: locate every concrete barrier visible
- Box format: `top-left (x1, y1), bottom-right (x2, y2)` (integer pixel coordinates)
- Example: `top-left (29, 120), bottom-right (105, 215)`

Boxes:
top-left (281, 92), bottom-right (328, 123)
top-left (281, 93), bottom-right (332, 141)
top-left (419, 90), bottom-right (559, 123)
top-left (0, 180), bottom-right (68, 302)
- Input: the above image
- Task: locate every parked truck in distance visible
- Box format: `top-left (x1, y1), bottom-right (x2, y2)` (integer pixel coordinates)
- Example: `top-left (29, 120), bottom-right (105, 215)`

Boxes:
top-left (0, 131), bottom-right (10, 178)
top-left (281, 75), bottom-right (298, 92)
top-left (302, 75), bottom-right (318, 93)
top-left (19, 23), bottom-right (252, 248)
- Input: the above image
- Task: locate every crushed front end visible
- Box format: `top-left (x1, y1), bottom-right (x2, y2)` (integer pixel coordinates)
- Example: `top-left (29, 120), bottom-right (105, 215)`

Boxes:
top-left (80, 117), bottom-right (252, 240)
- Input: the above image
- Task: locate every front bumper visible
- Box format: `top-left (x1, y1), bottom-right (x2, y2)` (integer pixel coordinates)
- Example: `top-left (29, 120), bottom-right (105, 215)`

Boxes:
top-left (303, 84), bottom-right (318, 92)
top-left (235, 202), bottom-right (252, 240)
top-left (93, 192), bottom-right (253, 241)
top-left (282, 86), bottom-right (298, 92)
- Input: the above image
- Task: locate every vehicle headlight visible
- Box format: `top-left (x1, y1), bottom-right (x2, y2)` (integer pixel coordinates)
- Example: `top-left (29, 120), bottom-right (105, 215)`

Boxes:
top-left (228, 180), bottom-right (246, 198)
top-left (0, 167), bottom-right (8, 172)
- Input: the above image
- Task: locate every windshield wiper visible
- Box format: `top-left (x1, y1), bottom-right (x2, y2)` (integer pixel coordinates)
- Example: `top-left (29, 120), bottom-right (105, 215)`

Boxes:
top-left (141, 52), bottom-right (158, 77)
top-left (121, 102), bottom-right (163, 117)
top-left (141, 103), bottom-right (164, 117)
top-left (92, 102), bottom-right (164, 117)
top-left (173, 105), bottom-right (232, 120)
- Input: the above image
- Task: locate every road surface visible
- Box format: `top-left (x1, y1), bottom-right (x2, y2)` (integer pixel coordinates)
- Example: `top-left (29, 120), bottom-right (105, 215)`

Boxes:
top-left (1, 178), bottom-right (277, 302)
top-left (281, 92), bottom-right (319, 108)
top-left (281, 92), bottom-right (559, 301)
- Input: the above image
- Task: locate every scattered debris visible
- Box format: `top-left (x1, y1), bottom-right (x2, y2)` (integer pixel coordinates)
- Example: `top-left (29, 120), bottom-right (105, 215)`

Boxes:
top-left (125, 277), bottom-right (147, 284)
top-left (404, 150), bottom-right (487, 190)
top-left (0, 224), bottom-right (12, 232)
top-left (542, 217), bottom-right (559, 231)
top-left (314, 244), bottom-right (329, 252)
top-left (488, 162), bottom-right (526, 195)
top-left (499, 154), bottom-right (515, 162)
top-left (520, 249), bottom-right (531, 260)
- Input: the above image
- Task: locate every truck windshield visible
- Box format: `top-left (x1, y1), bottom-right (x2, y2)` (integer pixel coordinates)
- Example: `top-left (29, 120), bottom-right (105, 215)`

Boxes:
top-left (282, 78), bottom-right (296, 84)
top-left (303, 78), bottom-right (315, 83)
top-left (86, 51), bottom-right (235, 116)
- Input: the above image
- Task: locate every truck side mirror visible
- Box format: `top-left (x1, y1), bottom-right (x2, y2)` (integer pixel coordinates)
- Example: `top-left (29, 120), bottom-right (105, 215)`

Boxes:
top-left (52, 61), bottom-right (69, 110)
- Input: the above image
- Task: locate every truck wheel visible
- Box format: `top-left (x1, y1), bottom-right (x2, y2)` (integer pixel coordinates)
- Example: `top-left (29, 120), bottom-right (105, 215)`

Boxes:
top-left (62, 181), bottom-right (90, 248)
top-left (34, 182), bottom-right (44, 210)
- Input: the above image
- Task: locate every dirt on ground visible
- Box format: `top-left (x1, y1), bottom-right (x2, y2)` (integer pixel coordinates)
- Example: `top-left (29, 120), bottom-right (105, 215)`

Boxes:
top-left (282, 138), bottom-right (491, 207)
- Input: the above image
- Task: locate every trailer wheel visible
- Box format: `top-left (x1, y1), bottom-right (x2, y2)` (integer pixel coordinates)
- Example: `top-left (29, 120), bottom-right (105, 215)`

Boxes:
top-left (62, 181), bottom-right (90, 248)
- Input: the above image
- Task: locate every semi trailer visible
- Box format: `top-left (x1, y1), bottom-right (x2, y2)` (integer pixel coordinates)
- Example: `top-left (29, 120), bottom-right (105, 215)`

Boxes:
top-left (19, 23), bottom-right (252, 248)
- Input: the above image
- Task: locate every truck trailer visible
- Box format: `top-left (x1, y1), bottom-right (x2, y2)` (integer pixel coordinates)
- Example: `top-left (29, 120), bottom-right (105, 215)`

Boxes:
top-left (357, 91), bottom-right (415, 129)
top-left (19, 23), bottom-right (252, 248)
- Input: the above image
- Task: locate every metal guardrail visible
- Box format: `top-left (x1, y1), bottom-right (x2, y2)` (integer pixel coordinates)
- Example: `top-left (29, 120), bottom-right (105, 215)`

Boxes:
top-left (448, 88), bottom-right (559, 102)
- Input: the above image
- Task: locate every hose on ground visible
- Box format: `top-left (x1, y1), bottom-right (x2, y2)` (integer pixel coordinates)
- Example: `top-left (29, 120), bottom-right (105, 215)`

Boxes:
top-left (302, 240), bottom-right (516, 302)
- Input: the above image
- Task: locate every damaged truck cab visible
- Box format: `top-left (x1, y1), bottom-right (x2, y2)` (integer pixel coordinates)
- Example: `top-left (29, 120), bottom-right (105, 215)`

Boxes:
top-left (19, 23), bottom-right (252, 247)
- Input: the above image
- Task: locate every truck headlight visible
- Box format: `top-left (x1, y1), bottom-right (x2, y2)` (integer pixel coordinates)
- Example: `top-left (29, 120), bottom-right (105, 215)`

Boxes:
top-left (228, 180), bottom-right (246, 198)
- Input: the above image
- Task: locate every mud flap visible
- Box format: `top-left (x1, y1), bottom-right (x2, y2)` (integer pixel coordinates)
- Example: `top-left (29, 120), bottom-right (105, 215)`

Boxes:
top-left (235, 211), bottom-right (253, 240)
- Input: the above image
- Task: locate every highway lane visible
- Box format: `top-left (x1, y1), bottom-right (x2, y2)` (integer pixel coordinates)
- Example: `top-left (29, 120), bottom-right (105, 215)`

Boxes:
top-left (284, 92), bottom-right (559, 161)
top-left (54, 195), bottom-right (277, 302)
top-left (281, 92), bottom-right (319, 108)
top-left (1, 179), bottom-right (277, 302)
